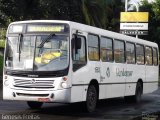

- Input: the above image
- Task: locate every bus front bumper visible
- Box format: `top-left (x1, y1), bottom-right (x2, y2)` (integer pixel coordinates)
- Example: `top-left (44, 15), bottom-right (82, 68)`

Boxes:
top-left (3, 87), bottom-right (71, 103)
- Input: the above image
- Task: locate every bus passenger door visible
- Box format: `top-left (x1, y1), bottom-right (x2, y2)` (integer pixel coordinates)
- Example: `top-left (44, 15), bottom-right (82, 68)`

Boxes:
top-left (71, 31), bottom-right (88, 102)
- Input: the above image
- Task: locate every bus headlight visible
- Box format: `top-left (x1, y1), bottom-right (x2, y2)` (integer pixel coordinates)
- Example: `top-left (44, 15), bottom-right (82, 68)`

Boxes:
top-left (61, 82), bottom-right (67, 88)
top-left (4, 80), bottom-right (9, 86)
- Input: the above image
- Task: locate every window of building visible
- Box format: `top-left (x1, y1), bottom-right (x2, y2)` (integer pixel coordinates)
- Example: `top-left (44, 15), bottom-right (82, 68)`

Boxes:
top-left (100, 37), bottom-right (113, 62)
top-left (145, 46), bottom-right (153, 65)
top-left (126, 42), bottom-right (135, 64)
top-left (88, 34), bottom-right (99, 61)
top-left (114, 40), bottom-right (125, 63)
top-left (153, 48), bottom-right (158, 66)
top-left (136, 44), bottom-right (144, 65)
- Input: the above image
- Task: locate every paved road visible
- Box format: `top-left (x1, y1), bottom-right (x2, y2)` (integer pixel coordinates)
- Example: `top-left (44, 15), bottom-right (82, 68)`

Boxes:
top-left (0, 88), bottom-right (160, 120)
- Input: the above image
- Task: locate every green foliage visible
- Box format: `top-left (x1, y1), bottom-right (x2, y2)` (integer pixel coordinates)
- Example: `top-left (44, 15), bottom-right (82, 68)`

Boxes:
top-left (0, 0), bottom-right (123, 31)
top-left (0, 28), bottom-right (6, 39)
top-left (0, 0), bottom-right (160, 48)
top-left (0, 40), bottom-right (5, 48)
top-left (0, 28), bottom-right (6, 48)
top-left (139, 0), bottom-right (160, 48)
top-left (81, 0), bottom-right (108, 28)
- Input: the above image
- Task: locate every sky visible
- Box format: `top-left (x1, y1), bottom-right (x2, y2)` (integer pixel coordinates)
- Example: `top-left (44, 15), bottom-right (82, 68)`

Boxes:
top-left (131, 0), bottom-right (154, 3)
top-left (122, 0), bottom-right (154, 4)
top-left (127, 0), bottom-right (155, 11)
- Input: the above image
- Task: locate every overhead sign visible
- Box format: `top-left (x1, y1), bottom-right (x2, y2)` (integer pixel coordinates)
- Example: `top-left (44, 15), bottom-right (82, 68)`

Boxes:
top-left (120, 23), bottom-right (148, 30)
top-left (120, 12), bottom-right (149, 22)
top-left (120, 30), bottom-right (148, 35)
top-left (9, 25), bottom-right (23, 33)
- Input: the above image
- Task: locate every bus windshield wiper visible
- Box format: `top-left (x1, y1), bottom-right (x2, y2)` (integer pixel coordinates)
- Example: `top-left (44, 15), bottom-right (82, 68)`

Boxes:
top-left (17, 33), bottom-right (23, 61)
top-left (38, 33), bottom-right (55, 48)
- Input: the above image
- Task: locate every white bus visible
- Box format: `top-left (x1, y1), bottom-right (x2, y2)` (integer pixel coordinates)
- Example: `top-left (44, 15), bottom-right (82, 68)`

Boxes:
top-left (3, 20), bottom-right (159, 112)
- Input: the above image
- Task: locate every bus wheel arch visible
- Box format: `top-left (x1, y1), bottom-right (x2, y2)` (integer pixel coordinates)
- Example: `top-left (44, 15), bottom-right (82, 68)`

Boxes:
top-left (125, 79), bottom-right (143, 103)
top-left (88, 79), bottom-right (99, 99)
top-left (85, 79), bottom-right (99, 112)
top-left (134, 79), bottom-right (143, 103)
top-left (137, 79), bottom-right (143, 94)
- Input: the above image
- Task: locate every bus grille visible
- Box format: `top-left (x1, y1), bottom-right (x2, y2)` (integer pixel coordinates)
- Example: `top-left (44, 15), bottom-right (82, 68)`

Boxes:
top-left (13, 79), bottom-right (54, 88)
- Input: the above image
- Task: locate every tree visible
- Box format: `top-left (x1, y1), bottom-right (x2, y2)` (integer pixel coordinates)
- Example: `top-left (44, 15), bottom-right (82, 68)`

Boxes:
top-left (0, 0), bottom-right (43, 26)
top-left (139, 0), bottom-right (160, 47)
top-left (81, 0), bottom-right (108, 28)
top-left (106, 0), bottom-right (124, 32)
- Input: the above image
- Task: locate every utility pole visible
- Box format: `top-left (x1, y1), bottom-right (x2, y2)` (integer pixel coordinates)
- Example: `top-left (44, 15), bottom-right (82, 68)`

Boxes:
top-left (125, 0), bottom-right (128, 12)
top-left (125, 0), bottom-right (139, 38)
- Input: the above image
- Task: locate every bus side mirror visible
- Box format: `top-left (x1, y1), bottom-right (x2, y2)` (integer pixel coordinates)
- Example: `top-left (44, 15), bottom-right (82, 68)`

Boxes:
top-left (72, 36), bottom-right (81, 50)
top-left (75, 37), bottom-right (81, 49)
top-left (72, 36), bottom-right (81, 55)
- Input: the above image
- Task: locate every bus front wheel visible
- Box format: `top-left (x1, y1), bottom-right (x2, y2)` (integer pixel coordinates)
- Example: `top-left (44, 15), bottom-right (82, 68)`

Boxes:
top-left (27, 101), bottom-right (43, 109)
top-left (85, 84), bottom-right (97, 112)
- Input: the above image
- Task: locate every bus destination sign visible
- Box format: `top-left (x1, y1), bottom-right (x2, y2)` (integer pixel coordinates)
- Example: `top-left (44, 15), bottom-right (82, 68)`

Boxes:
top-left (27, 25), bottom-right (65, 32)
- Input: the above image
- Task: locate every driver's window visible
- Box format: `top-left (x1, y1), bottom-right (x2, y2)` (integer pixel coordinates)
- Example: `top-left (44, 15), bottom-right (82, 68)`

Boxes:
top-left (72, 35), bottom-right (87, 71)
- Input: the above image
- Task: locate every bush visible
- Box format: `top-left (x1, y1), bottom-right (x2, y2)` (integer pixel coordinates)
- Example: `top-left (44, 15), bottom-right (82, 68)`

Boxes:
top-left (0, 40), bottom-right (5, 48)
top-left (0, 28), bottom-right (6, 49)
top-left (0, 28), bottom-right (6, 40)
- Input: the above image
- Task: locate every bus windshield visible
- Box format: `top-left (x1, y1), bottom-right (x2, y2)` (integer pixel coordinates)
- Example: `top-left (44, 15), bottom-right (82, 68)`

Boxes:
top-left (5, 34), bottom-right (69, 71)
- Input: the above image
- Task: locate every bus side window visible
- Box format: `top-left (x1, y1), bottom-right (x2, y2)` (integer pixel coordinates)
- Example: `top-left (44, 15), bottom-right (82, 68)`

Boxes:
top-left (72, 35), bottom-right (87, 71)
top-left (145, 46), bottom-right (153, 65)
top-left (153, 48), bottom-right (158, 66)
top-left (100, 37), bottom-right (113, 62)
top-left (136, 44), bottom-right (145, 65)
top-left (114, 40), bottom-right (125, 63)
top-left (126, 42), bottom-right (136, 64)
top-left (88, 34), bottom-right (99, 61)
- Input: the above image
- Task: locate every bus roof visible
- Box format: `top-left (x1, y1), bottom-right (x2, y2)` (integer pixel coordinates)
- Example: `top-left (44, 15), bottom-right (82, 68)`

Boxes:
top-left (9, 20), bottom-right (158, 48)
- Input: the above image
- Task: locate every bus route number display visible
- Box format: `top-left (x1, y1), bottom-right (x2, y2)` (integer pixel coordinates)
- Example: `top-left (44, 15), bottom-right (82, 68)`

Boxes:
top-left (27, 25), bottom-right (65, 32)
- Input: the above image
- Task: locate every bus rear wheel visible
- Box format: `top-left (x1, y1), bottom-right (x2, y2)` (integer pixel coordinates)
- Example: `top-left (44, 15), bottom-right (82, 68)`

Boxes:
top-left (134, 82), bottom-right (143, 103)
top-left (27, 101), bottom-right (43, 109)
top-left (85, 84), bottom-right (97, 112)
top-left (125, 82), bottom-right (143, 103)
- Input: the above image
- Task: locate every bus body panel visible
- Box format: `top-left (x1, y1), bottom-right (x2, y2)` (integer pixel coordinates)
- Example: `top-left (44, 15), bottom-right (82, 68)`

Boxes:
top-left (3, 85), bottom-right (71, 103)
top-left (3, 75), bottom-right (72, 103)
top-left (3, 20), bottom-right (159, 104)
top-left (100, 62), bottom-right (126, 98)
top-left (69, 21), bottom-right (158, 100)
top-left (125, 64), bottom-right (145, 96)
top-left (144, 66), bottom-right (159, 93)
